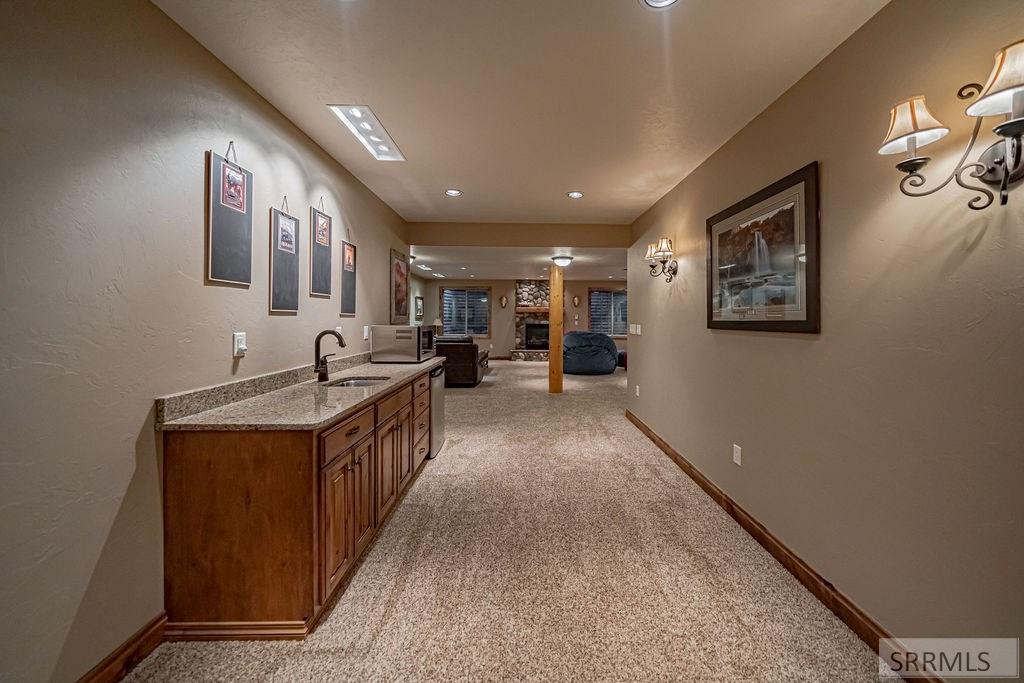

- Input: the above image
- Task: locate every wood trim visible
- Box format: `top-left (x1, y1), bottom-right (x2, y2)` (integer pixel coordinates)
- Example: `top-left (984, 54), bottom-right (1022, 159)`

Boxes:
top-left (549, 266), bottom-right (564, 393)
top-left (77, 612), bottom-right (166, 683)
top-left (439, 285), bottom-right (492, 338)
top-left (163, 620), bottom-right (308, 640)
top-left (623, 409), bottom-right (924, 669)
top-left (514, 306), bottom-right (549, 314)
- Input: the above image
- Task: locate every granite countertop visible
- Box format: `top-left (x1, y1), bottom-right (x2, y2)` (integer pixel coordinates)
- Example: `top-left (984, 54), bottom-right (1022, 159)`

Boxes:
top-left (158, 358), bottom-right (444, 432)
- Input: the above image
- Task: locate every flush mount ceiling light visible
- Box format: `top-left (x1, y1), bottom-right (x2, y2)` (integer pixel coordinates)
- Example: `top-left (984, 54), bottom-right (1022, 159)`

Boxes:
top-left (327, 104), bottom-right (405, 161)
top-left (639, 0), bottom-right (679, 8)
top-left (551, 255), bottom-right (574, 267)
top-left (879, 37), bottom-right (1024, 209)
top-left (444, 189), bottom-right (463, 197)
top-left (566, 191), bottom-right (584, 200)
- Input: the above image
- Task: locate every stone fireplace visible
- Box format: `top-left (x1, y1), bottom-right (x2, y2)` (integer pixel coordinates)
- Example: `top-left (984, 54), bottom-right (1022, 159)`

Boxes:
top-left (511, 279), bottom-right (551, 361)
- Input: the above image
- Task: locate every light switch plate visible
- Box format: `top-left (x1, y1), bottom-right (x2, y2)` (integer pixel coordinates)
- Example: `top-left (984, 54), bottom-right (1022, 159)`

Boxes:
top-left (636, 323), bottom-right (642, 335)
top-left (733, 444), bottom-right (742, 466)
top-left (363, 325), bottom-right (370, 341)
top-left (635, 384), bottom-right (640, 397)
top-left (232, 332), bottom-right (247, 358)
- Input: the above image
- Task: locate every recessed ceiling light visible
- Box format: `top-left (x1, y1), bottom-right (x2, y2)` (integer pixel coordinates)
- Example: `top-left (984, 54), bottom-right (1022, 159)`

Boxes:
top-left (608, 275), bottom-right (615, 279)
top-left (567, 191), bottom-right (584, 200)
top-left (328, 104), bottom-right (405, 161)
top-left (416, 264), bottom-right (432, 271)
top-left (432, 273), bottom-right (446, 278)
top-left (552, 255), bottom-right (574, 267)
top-left (460, 266), bottom-right (467, 270)
top-left (640, 0), bottom-right (678, 8)
top-left (444, 189), bottom-right (463, 197)
top-left (469, 274), bottom-right (475, 278)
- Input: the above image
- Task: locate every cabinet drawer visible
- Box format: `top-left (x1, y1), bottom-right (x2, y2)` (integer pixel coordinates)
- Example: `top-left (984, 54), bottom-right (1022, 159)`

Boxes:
top-left (413, 431), bottom-right (430, 470)
top-left (413, 373), bottom-right (430, 396)
top-left (413, 390), bottom-right (430, 418)
top-left (412, 409), bottom-right (430, 447)
top-left (376, 385), bottom-right (412, 425)
top-left (321, 407), bottom-right (374, 467)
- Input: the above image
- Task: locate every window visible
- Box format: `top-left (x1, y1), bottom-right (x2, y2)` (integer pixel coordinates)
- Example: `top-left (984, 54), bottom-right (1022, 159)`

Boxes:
top-left (441, 287), bottom-right (490, 337)
top-left (589, 289), bottom-right (627, 336)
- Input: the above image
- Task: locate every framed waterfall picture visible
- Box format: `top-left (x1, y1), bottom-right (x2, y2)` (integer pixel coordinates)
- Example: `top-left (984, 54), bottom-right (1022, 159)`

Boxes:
top-left (706, 161), bottom-right (820, 333)
top-left (389, 249), bottom-right (409, 324)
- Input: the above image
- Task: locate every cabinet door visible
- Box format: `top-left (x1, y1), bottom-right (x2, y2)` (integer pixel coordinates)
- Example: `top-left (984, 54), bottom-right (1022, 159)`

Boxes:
top-left (322, 450), bottom-right (354, 600)
top-left (396, 404), bottom-right (414, 493)
top-left (352, 434), bottom-right (375, 558)
top-left (376, 414), bottom-right (398, 521)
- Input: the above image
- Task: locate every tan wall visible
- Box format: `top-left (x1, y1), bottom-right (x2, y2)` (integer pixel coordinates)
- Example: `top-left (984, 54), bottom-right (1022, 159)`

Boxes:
top-left (408, 222), bottom-right (631, 247)
top-left (563, 281), bottom-right (627, 350)
top-left (628, 0), bottom-right (1024, 641)
top-left (0, 1), bottom-right (409, 680)
top-left (422, 280), bottom-right (517, 357)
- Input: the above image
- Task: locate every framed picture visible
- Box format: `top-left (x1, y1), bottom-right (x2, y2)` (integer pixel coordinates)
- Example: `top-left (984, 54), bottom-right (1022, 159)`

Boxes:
top-left (206, 151), bottom-right (253, 286)
top-left (340, 241), bottom-right (357, 317)
top-left (270, 208), bottom-right (300, 313)
top-left (706, 161), bottom-right (820, 333)
top-left (309, 207), bottom-right (331, 297)
top-left (390, 249), bottom-right (410, 324)
top-left (414, 296), bottom-right (424, 321)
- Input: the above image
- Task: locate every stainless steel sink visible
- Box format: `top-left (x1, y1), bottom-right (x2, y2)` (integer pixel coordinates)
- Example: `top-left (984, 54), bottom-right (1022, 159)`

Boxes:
top-left (324, 376), bottom-right (390, 387)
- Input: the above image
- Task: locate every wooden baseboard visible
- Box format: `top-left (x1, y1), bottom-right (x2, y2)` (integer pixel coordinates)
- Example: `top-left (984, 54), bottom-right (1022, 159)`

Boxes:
top-left (163, 620), bottom-right (308, 641)
top-left (624, 410), bottom-right (923, 670)
top-left (77, 612), bottom-right (166, 683)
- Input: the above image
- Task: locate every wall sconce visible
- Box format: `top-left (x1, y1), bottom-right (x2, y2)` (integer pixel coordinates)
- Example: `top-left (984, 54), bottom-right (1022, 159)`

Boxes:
top-left (499, 295), bottom-right (508, 308)
top-left (644, 238), bottom-right (678, 282)
top-left (879, 37), bottom-right (1024, 210)
top-left (572, 295), bottom-right (580, 307)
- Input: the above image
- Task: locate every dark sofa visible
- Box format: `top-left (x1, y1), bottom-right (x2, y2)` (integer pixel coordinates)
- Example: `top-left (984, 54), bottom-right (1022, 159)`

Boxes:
top-left (563, 331), bottom-right (618, 375)
top-left (435, 335), bottom-right (489, 387)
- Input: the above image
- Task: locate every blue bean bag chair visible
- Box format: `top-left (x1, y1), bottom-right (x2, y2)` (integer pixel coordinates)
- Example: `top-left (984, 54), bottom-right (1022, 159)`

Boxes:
top-left (563, 331), bottom-right (618, 375)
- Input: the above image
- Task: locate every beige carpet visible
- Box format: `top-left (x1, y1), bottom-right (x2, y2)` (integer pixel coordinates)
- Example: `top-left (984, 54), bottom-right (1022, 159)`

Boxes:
top-left (130, 361), bottom-right (877, 681)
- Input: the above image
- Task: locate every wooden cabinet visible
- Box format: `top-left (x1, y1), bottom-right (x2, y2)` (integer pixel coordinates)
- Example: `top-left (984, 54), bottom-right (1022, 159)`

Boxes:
top-left (321, 449), bottom-right (354, 600)
top-left (351, 435), bottom-right (375, 558)
top-left (376, 414), bottom-right (399, 522)
top-left (396, 404), bottom-right (413, 493)
top-left (162, 367), bottom-right (435, 641)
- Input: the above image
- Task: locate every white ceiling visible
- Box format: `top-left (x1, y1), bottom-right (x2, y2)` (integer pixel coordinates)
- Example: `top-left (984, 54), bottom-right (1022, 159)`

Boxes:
top-left (409, 246), bottom-right (626, 281)
top-left (154, 0), bottom-right (888, 224)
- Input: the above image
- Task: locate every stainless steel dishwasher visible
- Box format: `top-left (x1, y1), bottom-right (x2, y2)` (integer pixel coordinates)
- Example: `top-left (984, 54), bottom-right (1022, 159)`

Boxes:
top-left (428, 364), bottom-right (446, 458)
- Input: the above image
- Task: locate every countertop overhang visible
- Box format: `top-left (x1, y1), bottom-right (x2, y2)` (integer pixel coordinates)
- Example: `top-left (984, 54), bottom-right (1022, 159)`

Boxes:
top-left (157, 358), bottom-right (444, 432)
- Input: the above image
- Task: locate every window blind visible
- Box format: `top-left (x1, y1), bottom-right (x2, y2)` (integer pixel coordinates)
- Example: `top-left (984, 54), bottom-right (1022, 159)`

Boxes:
top-left (442, 288), bottom-right (490, 336)
top-left (589, 290), bottom-right (627, 335)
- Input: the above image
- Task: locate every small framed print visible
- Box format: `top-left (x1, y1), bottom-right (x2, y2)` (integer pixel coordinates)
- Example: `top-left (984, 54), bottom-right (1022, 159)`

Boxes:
top-left (414, 296), bottom-right (424, 320)
top-left (706, 161), bottom-right (820, 333)
top-left (340, 241), bottom-right (357, 316)
top-left (206, 151), bottom-right (253, 286)
top-left (309, 208), bottom-right (332, 297)
top-left (270, 208), bottom-right (300, 313)
top-left (220, 162), bottom-right (246, 213)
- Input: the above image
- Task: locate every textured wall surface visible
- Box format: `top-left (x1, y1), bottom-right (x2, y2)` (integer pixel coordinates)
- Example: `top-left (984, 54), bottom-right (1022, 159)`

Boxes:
top-left (628, 0), bottom-right (1023, 642)
top-left (0, 1), bottom-right (408, 680)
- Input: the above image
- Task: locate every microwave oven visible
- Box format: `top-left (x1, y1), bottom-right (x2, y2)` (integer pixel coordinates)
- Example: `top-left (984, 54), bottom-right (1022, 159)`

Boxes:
top-left (369, 325), bottom-right (436, 363)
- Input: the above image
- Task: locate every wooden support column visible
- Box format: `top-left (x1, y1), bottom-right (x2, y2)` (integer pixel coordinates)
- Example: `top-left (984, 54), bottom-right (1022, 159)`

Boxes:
top-left (549, 265), bottom-right (564, 394)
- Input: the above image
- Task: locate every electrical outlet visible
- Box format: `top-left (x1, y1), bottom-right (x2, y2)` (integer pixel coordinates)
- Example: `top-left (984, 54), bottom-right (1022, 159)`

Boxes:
top-left (363, 325), bottom-right (370, 341)
top-left (635, 384), bottom-right (640, 397)
top-left (733, 444), bottom-right (742, 466)
top-left (232, 332), bottom-right (247, 358)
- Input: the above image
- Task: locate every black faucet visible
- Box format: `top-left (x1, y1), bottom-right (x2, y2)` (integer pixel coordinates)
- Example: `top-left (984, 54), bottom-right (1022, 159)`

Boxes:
top-left (314, 329), bottom-right (346, 382)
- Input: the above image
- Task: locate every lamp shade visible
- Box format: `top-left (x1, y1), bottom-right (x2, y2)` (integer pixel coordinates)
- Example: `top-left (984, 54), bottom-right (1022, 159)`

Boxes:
top-left (432, 318), bottom-right (442, 327)
top-left (878, 96), bottom-right (949, 155)
top-left (654, 238), bottom-right (673, 258)
top-left (966, 39), bottom-right (1024, 117)
top-left (644, 243), bottom-right (657, 261)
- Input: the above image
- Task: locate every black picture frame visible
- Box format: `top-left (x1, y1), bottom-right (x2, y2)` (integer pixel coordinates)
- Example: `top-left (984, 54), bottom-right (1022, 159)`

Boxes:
top-left (340, 241), bottom-right (356, 317)
top-left (206, 151), bottom-right (253, 286)
top-left (270, 207), bottom-right (300, 314)
top-left (390, 249), bottom-right (409, 324)
top-left (414, 296), bottom-right (424, 321)
top-left (706, 161), bottom-right (820, 333)
top-left (309, 207), bottom-right (332, 298)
